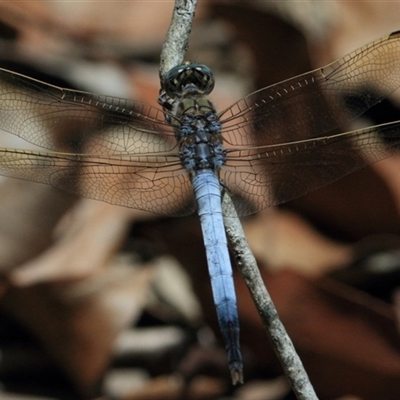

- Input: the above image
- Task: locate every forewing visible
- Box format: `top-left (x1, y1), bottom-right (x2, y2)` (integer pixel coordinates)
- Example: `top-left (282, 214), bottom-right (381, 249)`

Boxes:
top-left (0, 67), bottom-right (176, 154)
top-left (219, 31), bottom-right (400, 146)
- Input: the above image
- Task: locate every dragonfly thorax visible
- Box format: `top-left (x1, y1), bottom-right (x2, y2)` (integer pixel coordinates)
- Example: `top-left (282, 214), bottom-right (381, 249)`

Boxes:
top-left (161, 71), bottom-right (225, 172)
top-left (160, 63), bottom-right (226, 174)
top-left (176, 101), bottom-right (226, 172)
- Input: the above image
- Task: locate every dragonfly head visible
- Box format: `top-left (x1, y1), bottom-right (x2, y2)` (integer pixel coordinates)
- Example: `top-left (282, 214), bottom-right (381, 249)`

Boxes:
top-left (163, 62), bottom-right (215, 98)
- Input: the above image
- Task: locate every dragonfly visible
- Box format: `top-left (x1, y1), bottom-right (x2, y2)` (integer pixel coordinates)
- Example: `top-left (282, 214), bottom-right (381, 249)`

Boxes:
top-left (1, 31), bottom-right (400, 384)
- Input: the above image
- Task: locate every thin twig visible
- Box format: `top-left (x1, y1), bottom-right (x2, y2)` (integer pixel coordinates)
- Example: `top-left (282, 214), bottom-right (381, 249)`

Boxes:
top-left (222, 192), bottom-right (318, 399)
top-left (159, 0), bottom-right (198, 81)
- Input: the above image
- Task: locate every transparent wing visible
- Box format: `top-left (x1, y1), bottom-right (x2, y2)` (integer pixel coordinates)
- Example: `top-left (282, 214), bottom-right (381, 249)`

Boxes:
top-left (0, 67), bottom-right (177, 154)
top-left (3, 32), bottom-right (400, 217)
top-left (219, 31), bottom-right (400, 145)
top-left (221, 121), bottom-right (400, 215)
top-left (0, 67), bottom-right (197, 216)
top-left (218, 31), bottom-right (400, 214)
top-left (0, 147), bottom-right (196, 216)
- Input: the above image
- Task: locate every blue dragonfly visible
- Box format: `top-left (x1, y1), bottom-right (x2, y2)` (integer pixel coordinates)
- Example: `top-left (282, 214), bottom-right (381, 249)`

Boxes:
top-left (1, 31), bottom-right (400, 383)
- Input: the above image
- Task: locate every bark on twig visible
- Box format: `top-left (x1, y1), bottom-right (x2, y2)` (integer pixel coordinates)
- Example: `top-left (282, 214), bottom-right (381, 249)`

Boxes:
top-left (159, 0), bottom-right (197, 80)
top-left (222, 192), bottom-right (318, 399)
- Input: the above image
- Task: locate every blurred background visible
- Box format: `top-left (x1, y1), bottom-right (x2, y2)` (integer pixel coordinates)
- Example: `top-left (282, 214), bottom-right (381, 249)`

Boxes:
top-left (0, 1), bottom-right (400, 399)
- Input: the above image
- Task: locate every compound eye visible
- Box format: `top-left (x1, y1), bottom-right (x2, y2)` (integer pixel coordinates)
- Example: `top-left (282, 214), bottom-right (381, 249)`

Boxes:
top-left (191, 63), bottom-right (215, 94)
top-left (163, 63), bottom-right (215, 97)
top-left (163, 65), bottom-right (187, 97)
